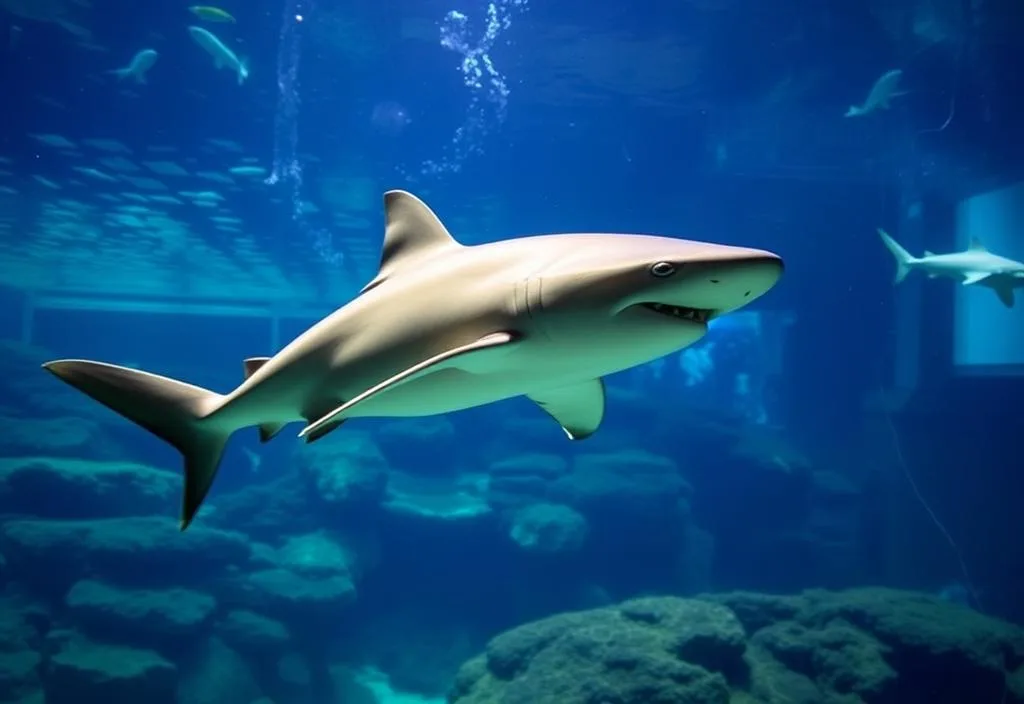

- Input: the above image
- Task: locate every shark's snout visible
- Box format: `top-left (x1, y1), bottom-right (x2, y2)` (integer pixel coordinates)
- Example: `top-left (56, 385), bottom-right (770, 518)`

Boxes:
top-left (652, 250), bottom-right (783, 318)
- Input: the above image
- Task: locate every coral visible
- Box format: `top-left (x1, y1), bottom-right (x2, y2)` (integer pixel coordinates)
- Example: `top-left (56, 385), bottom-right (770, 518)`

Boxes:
top-left (0, 594), bottom-right (46, 702)
top-left (450, 596), bottom-right (743, 704)
top-left (550, 451), bottom-right (692, 524)
top-left (0, 457), bottom-right (178, 519)
top-left (0, 416), bottom-right (122, 459)
top-left (234, 568), bottom-right (356, 618)
top-left (0, 516), bottom-right (250, 592)
top-left (452, 588), bottom-right (1024, 704)
top-left (382, 470), bottom-right (491, 522)
top-left (295, 430), bottom-right (390, 513)
top-left (177, 637), bottom-right (264, 704)
top-left (216, 610), bottom-right (291, 653)
top-left (65, 580), bottom-right (217, 641)
top-left (486, 453), bottom-right (568, 511)
top-left (44, 630), bottom-right (177, 704)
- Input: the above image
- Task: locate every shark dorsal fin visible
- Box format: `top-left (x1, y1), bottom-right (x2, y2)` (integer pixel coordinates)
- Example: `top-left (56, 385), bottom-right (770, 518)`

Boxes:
top-left (363, 191), bottom-right (460, 292)
top-left (968, 237), bottom-right (987, 252)
top-left (923, 250), bottom-right (935, 257)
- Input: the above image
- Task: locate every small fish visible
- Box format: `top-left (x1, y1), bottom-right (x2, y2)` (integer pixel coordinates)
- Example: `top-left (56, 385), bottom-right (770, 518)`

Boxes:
top-left (189, 6), bottom-right (236, 23)
top-left (108, 49), bottom-right (159, 85)
top-left (228, 165), bottom-right (266, 177)
top-left (72, 166), bottom-right (118, 182)
top-left (845, 69), bottom-right (904, 118)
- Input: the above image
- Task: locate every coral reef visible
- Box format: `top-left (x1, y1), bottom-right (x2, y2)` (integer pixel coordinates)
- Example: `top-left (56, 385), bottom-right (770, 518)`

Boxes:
top-left (0, 341), bottom-right (1016, 703)
top-left (450, 588), bottom-right (1024, 704)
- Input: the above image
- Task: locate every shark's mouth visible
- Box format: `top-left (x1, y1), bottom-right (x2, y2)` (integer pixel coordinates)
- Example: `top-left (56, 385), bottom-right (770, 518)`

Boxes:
top-left (641, 302), bottom-right (714, 324)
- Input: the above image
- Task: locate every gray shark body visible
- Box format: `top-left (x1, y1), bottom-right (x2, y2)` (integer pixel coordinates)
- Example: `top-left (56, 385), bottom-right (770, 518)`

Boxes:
top-left (43, 191), bottom-right (783, 528)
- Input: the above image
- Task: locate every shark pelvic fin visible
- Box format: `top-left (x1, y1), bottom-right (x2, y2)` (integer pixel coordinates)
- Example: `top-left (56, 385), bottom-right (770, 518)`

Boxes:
top-left (361, 191), bottom-right (462, 294)
top-left (297, 331), bottom-right (518, 442)
top-left (258, 422), bottom-right (287, 443)
top-left (241, 358), bottom-right (285, 442)
top-left (993, 285), bottom-right (1015, 308)
top-left (528, 378), bottom-right (606, 440)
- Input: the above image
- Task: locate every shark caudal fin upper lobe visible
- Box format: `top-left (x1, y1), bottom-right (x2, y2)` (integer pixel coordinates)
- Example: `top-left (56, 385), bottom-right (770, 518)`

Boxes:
top-left (878, 228), bottom-right (915, 284)
top-left (42, 360), bottom-right (231, 530)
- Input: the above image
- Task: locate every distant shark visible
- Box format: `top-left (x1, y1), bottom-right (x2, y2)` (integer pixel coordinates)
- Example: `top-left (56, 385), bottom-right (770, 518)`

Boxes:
top-left (42, 191), bottom-right (783, 529)
top-left (845, 69), bottom-right (904, 117)
top-left (188, 26), bottom-right (248, 84)
top-left (108, 49), bottom-right (159, 85)
top-left (878, 228), bottom-right (1024, 307)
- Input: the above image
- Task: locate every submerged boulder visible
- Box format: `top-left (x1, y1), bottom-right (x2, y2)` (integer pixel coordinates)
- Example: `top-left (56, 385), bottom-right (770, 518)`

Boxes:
top-left (216, 610), bottom-right (291, 654)
top-left (0, 516), bottom-right (250, 594)
top-left (507, 503), bottom-right (588, 554)
top-left (451, 588), bottom-right (1024, 704)
top-left (450, 596), bottom-right (744, 704)
top-left (44, 631), bottom-right (177, 704)
top-left (65, 579), bottom-right (217, 641)
top-left (0, 458), bottom-right (178, 520)
top-left (295, 431), bottom-right (389, 514)
top-left (226, 529), bottom-right (374, 621)
top-left (0, 594), bottom-right (47, 702)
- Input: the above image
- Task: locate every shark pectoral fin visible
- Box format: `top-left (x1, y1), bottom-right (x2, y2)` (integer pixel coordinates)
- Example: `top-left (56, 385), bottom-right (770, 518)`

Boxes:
top-left (993, 286), bottom-right (1015, 308)
top-left (962, 272), bottom-right (990, 286)
top-left (528, 378), bottom-right (606, 440)
top-left (297, 331), bottom-right (518, 442)
top-left (243, 356), bottom-right (271, 379)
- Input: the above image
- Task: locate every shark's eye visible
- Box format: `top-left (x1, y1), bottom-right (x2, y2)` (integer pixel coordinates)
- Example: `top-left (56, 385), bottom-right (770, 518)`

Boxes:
top-left (649, 261), bottom-right (676, 278)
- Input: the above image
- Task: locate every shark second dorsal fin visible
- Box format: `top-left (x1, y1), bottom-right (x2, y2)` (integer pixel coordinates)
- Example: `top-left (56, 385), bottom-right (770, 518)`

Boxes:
top-left (968, 237), bottom-right (987, 252)
top-left (362, 191), bottom-right (461, 293)
top-left (243, 357), bottom-right (270, 379)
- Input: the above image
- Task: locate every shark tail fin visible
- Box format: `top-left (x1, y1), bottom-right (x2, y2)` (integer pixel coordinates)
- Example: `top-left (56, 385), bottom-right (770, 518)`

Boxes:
top-left (878, 228), bottom-right (914, 284)
top-left (41, 360), bottom-right (232, 530)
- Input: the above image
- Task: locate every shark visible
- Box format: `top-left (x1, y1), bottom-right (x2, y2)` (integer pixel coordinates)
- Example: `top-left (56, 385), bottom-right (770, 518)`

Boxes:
top-left (108, 49), bottom-right (159, 85)
top-left (42, 191), bottom-right (784, 530)
top-left (845, 69), bottom-right (904, 118)
top-left (878, 228), bottom-right (1024, 307)
top-left (188, 26), bottom-right (248, 84)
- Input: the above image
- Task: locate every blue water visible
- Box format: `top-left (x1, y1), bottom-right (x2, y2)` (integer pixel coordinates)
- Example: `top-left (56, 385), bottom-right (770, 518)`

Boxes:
top-left (1, 0), bottom-right (1023, 702)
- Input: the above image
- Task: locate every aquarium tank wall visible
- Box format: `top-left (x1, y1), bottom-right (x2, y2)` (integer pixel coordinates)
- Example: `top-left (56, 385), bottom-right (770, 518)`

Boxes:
top-left (0, 0), bottom-right (1022, 702)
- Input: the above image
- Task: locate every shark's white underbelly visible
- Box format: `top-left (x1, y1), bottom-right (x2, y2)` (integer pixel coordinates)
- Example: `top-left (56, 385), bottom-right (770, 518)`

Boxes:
top-left (344, 366), bottom-right (583, 418)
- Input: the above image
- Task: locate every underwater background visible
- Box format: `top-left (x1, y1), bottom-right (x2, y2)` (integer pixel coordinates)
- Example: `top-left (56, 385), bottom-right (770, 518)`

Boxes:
top-left (0, 0), bottom-right (1023, 702)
